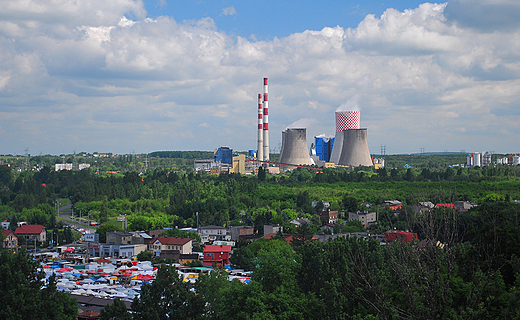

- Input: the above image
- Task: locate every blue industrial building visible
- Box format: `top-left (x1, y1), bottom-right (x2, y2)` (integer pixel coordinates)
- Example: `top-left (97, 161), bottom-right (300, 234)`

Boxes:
top-left (214, 146), bottom-right (233, 166)
top-left (315, 136), bottom-right (334, 162)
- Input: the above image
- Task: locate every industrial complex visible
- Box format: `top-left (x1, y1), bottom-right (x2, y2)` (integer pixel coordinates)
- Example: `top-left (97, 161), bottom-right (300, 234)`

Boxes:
top-left (193, 77), bottom-right (520, 174)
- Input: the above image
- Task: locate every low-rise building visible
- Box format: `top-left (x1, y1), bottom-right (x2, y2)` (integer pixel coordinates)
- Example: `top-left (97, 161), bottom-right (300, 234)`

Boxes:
top-left (383, 230), bottom-right (418, 242)
top-left (15, 224), bottom-right (46, 243)
top-left (454, 201), bottom-right (478, 211)
top-left (2, 230), bottom-right (18, 250)
top-left (106, 231), bottom-right (139, 245)
top-left (151, 237), bottom-right (193, 257)
top-left (198, 226), bottom-right (229, 243)
top-left (348, 211), bottom-right (377, 226)
top-left (263, 224), bottom-right (283, 236)
top-left (203, 244), bottom-right (232, 266)
top-left (230, 226), bottom-right (255, 241)
top-left (87, 244), bottom-right (147, 258)
top-left (290, 218), bottom-right (311, 227)
top-left (318, 210), bottom-right (339, 224)
top-left (412, 202), bottom-right (435, 213)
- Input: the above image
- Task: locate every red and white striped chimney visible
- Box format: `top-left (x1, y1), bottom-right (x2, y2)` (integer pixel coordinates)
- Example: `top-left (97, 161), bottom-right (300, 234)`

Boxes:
top-left (263, 78), bottom-right (269, 161)
top-left (257, 93), bottom-right (263, 161)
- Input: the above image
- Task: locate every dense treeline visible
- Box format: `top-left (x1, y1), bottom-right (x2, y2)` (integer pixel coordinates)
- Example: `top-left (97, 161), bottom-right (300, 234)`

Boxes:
top-left (2, 162), bottom-right (520, 233)
top-left (105, 202), bottom-right (520, 320)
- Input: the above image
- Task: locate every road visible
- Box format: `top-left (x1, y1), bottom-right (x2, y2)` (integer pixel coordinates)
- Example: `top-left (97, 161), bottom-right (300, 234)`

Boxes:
top-left (57, 204), bottom-right (96, 234)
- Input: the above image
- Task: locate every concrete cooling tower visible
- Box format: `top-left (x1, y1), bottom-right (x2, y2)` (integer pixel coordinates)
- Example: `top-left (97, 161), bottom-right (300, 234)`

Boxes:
top-left (279, 128), bottom-right (313, 166)
top-left (279, 130), bottom-right (286, 163)
top-left (337, 129), bottom-right (373, 167)
top-left (329, 111), bottom-right (360, 164)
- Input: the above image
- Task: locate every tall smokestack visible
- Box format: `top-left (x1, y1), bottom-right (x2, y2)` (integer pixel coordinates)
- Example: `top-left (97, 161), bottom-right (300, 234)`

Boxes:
top-left (329, 110), bottom-right (361, 164)
top-left (263, 78), bottom-right (269, 161)
top-left (257, 94), bottom-right (263, 161)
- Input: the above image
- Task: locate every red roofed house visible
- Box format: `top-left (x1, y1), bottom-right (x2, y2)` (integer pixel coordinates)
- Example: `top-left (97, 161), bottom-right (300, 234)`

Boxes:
top-left (384, 230), bottom-right (418, 242)
top-left (2, 230), bottom-right (18, 250)
top-left (151, 237), bottom-right (193, 257)
top-left (436, 203), bottom-right (456, 209)
top-left (262, 233), bottom-right (294, 245)
top-left (15, 224), bottom-right (46, 244)
top-left (203, 245), bottom-right (232, 267)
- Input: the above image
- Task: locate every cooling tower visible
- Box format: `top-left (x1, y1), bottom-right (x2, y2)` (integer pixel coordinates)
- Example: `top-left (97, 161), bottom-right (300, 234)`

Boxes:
top-left (337, 129), bottom-right (373, 167)
top-left (279, 128), bottom-right (313, 166)
top-left (279, 130), bottom-right (286, 163)
top-left (329, 111), bottom-right (360, 164)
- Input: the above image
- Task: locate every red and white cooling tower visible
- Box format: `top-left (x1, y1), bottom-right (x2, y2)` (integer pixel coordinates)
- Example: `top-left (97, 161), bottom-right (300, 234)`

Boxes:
top-left (335, 110), bottom-right (360, 131)
top-left (330, 110), bottom-right (371, 167)
top-left (263, 78), bottom-right (269, 161)
top-left (330, 110), bottom-right (360, 164)
top-left (257, 93), bottom-right (263, 161)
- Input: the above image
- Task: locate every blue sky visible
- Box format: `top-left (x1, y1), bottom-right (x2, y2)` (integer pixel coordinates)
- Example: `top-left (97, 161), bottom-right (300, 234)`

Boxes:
top-left (0, 0), bottom-right (519, 156)
top-left (142, 0), bottom-right (426, 39)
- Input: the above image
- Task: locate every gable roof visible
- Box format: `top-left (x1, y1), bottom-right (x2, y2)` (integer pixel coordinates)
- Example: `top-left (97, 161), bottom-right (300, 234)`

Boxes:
top-left (15, 224), bottom-right (45, 235)
top-left (204, 244), bottom-right (232, 253)
top-left (155, 237), bottom-right (192, 246)
top-left (262, 233), bottom-right (293, 243)
top-left (3, 230), bottom-right (15, 237)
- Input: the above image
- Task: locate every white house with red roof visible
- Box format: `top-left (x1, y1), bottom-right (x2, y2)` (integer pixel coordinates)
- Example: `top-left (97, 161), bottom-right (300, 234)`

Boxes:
top-left (2, 230), bottom-right (18, 249)
top-left (151, 237), bottom-right (193, 256)
top-left (15, 224), bottom-right (46, 243)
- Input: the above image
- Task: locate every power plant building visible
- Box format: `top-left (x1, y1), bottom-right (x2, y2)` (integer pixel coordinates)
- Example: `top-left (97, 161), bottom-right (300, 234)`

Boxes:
top-left (329, 110), bottom-right (373, 167)
top-left (214, 146), bottom-right (233, 166)
top-left (314, 135), bottom-right (334, 162)
top-left (336, 129), bottom-right (373, 167)
top-left (279, 128), bottom-right (314, 166)
top-left (330, 110), bottom-right (361, 165)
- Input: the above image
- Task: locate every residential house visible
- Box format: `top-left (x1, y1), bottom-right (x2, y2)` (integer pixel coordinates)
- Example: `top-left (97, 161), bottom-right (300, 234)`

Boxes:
top-left (381, 200), bottom-right (403, 211)
top-left (454, 201), bottom-right (478, 211)
top-left (148, 229), bottom-right (169, 239)
top-left (106, 231), bottom-right (140, 245)
top-left (263, 224), bottom-right (283, 236)
top-left (412, 202), bottom-right (435, 213)
top-left (179, 254), bottom-right (200, 265)
top-left (198, 225), bottom-right (230, 243)
top-left (436, 203), bottom-right (456, 209)
top-left (230, 226), bottom-right (255, 241)
top-left (262, 233), bottom-right (293, 244)
top-left (348, 211), bottom-right (377, 226)
top-left (318, 210), bottom-right (339, 224)
top-left (311, 200), bottom-right (330, 210)
top-left (383, 230), bottom-right (418, 242)
top-left (2, 230), bottom-right (18, 250)
top-left (203, 244), bottom-right (232, 266)
top-left (290, 218), bottom-right (311, 227)
top-left (151, 237), bottom-right (193, 257)
top-left (15, 224), bottom-right (46, 243)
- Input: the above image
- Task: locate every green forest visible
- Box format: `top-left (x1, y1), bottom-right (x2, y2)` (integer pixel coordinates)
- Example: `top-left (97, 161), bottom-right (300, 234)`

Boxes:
top-left (1, 153), bottom-right (520, 319)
